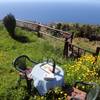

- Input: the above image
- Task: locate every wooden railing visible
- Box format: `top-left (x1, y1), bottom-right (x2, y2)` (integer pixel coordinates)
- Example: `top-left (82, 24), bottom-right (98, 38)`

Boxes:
top-left (0, 18), bottom-right (99, 62)
top-left (63, 41), bottom-right (100, 63)
top-left (16, 20), bottom-right (71, 38)
top-left (16, 20), bottom-right (100, 63)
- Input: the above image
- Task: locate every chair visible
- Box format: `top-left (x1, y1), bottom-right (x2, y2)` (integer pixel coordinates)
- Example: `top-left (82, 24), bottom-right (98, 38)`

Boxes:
top-left (13, 55), bottom-right (38, 94)
top-left (63, 81), bottom-right (100, 100)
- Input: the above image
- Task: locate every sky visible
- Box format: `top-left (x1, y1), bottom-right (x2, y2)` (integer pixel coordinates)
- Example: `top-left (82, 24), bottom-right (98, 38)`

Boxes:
top-left (0, 0), bottom-right (100, 3)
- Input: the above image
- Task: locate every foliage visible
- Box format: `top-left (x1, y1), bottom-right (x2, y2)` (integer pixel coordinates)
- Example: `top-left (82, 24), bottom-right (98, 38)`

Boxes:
top-left (0, 22), bottom-right (66, 99)
top-left (55, 23), bottom-right (62, 30)
top-left (3, 14), bottom-right (30, 43)
top-left (0, 22), bottom-right (100, 99)
top-left (3, 13), bottom-right (16, 36)
top-left (51, 23), bottom-right (100, 39)
top-left (64, 54), bottom-right (100, 84)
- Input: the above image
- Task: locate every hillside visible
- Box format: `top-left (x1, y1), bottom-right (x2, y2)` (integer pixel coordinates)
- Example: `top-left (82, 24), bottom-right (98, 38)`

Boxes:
top-left (0, 22), bottom-right (100, 100)
top-left (50, 22), bottom-right (100, 51)
top-left (0, 22), bottom-right (67, 99)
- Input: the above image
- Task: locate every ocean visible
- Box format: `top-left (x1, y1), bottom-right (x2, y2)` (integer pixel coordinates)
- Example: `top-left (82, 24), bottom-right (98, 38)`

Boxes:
top-left (0, 2), bottom-right (100, 25)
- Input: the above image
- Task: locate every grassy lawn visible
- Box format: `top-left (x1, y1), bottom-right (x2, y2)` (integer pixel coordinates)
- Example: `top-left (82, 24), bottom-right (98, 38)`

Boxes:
top-left (0, 22), bottom-right (100, 100)
top-left (0, 23), bottom-right (67, 99)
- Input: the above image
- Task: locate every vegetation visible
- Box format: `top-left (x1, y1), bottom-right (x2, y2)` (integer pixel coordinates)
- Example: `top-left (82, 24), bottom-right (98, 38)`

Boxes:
top-left (53, 23), bottom-right (100, 39)
top-left (3, 13), bottom-right (16, 36)
top-left (0, 22), bottom-right (100, 100)
top-left (64, 54), bottom-right (100, 84)
top-left (3, 14), bottom-right (29, 43)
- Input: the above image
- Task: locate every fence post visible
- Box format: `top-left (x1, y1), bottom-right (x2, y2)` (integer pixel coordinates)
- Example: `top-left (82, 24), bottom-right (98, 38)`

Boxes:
top-left (71, 33), bottom-right (74, 43)
top-left (77, 48), bottom-right (80, 57)
top-left (93, 47), bottom-right (100, 64)
top-left (71, 45), bottom-right (74, 56)
top-left (37, 25), bottom-right (42, 37)
top-left (63, 37), bottom-right (69, 58)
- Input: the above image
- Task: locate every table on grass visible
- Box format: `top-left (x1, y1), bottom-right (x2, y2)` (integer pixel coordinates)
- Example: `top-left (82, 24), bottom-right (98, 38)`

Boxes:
top-left (30, 62), bottom-right (64, 95)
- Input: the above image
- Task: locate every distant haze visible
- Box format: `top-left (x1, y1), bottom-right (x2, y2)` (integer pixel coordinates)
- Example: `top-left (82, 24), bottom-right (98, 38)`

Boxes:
top-left (0, 2), bottom-right (100, 25)
top-left (0, 0), bottom-right (100, 3)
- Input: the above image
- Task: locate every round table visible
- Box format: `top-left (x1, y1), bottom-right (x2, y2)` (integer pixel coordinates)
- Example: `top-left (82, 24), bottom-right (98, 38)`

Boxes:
top-left (30, 62), bottom-right (64, 95)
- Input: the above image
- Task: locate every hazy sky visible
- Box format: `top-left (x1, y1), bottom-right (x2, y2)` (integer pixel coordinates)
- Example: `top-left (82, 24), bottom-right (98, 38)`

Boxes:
top-left (0, 0), bottom-right (100, 3)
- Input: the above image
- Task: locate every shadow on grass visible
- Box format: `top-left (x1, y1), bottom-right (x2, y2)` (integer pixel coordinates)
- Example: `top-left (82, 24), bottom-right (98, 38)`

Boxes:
top-left (12, 35), bottom-right (30, 43)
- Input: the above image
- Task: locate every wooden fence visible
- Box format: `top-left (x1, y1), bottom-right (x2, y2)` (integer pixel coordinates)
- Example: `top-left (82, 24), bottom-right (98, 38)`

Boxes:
top-left (16, 20), bottom-right (100, 63)
top-left (63, 41), bottom-right (100, 63)
top-left (16, 20), bottom-right (71, 39)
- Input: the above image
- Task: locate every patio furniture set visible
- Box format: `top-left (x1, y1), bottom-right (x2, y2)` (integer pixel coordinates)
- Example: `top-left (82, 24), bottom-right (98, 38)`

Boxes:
top-left (13, 55), bottom-right (100, 100)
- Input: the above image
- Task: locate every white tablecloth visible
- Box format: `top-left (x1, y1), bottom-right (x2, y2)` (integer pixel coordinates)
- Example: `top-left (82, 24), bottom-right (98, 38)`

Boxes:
top-left (30, 62), bottom-right (64, 95)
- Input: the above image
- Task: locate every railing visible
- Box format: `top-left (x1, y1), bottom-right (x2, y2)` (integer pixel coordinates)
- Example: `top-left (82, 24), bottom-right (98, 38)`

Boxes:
top-left (16, 20), bottom-right (71, 39)
top-left (63, 41), bottom-right (100, 63)
top-left (16, 20), bottom-right (100, 63)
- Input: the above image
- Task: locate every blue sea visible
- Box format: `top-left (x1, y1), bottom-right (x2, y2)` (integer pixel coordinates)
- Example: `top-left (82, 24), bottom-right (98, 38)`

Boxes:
top-left (0, 2), bottom-right (100, 25)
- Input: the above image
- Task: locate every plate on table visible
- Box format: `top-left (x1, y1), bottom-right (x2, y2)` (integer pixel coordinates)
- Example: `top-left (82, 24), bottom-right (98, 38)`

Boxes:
top-left (41, 63), bottom-right (60, 74)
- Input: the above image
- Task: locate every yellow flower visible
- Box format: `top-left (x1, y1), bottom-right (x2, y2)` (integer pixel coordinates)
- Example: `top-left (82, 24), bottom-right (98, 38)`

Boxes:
top-left (40, 96), bottom-right (44, 99)
top-left (58, 98), bottom-right (61, 100)
top-left (60, 91), bottom-right (63, 94)
top-left (64, 93), bottom-right (67, 96)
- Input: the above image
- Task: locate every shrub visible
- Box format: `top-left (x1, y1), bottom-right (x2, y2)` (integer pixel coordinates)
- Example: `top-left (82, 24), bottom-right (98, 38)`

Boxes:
top-left (3, 13), bottom-right (16, 37)
top-left (64, 54), bottom-right (99, 83)
top-left (3, 14), bottom-right (30, 43)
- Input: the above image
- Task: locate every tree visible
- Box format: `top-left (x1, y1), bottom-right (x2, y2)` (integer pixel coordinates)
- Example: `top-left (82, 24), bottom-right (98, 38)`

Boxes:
top-left (66, 24), bottom-right (70, 31)
top-left (3, 13), bottom-right (16, 37)
top-left (3, 13), bottom-right (29, 43)
top-left (53, 23), bottom-right (62, 37)
top-left (55, 23), bottom-right (62, 30)
top-left (62, 24), bottom-right (67, 31)
top-left (36, 25), bottom-right (42, 37)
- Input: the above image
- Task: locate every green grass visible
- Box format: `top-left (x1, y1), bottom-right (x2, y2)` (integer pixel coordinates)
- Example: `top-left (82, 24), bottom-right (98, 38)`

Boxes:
top-left (73, 37), bottom-right (100, 51)
top-left (0, 22), bottom-right (100, 100)
top-left (0, 23), bottom-right (68, 99)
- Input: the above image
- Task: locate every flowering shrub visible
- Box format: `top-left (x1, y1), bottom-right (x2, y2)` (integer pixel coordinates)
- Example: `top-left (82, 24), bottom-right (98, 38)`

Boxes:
top-left (29, 87), bottom-right (67, 100)
top-left (64, 54), bottom-right (99, 83)
top-left (45, 87), bottom-right (67, 100)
